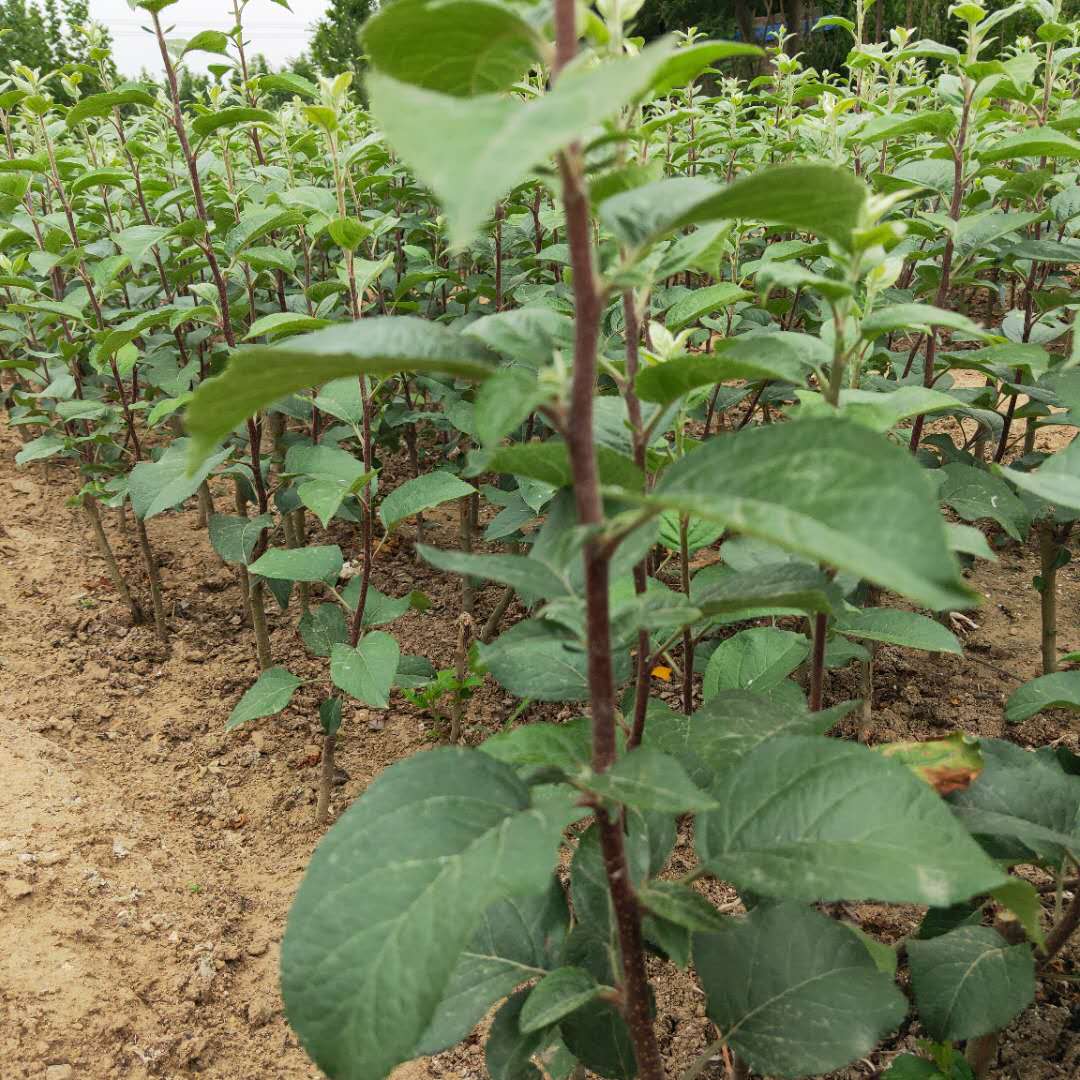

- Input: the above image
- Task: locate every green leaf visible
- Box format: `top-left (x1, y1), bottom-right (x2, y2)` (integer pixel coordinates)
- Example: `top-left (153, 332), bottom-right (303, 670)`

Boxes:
top-left (182, 29), bottom-right (230, 56)
top-left (696, 736), bottom-right (1006, 905)
top-left (835, 609), bottom-right (963, 654)
top-left (380, 470), bottom-right (474, 529)
top-left (996, 439), bottom-right (1080, 511)
top-left (646, 419), bottom-right (971, 610)
top-left (907, 926), bottom-right (1035, 1042)
top-left (599, 164), bottom-right (869, 252)
top-left (281, 748), bottom-right (578, 1080)
top-left (483, 716), bottom-right (601, 776)
top-left (949, 739), bottom-right (1080, 865)
top-left (695, 903), bottom-right (908, 1079)
top-left (702, 627), bottom-right (810, 701)
top-left (363, 0), bottom-right (543, 96)
top-left (638, 881), bottom-right (731, 932)
top-left (664, 283), bottom-right (750, 331)
top-left (184, 317), bottom-right (495, 468)
top-left (1006, 670), bottom-right (1080, 723)
top-left (939, 463), bottom-right (1031, 541)
top-left (367, 40), bottom-right (677, 248)
top-left (482, 442), bottom-right (643, 491)
top-left (249, 545), bottom-right (343, 583)
top-left (65, 87), bottom-right (155, 127)
top-left (208, 512), bottom-right (273, 565)
top-left (299, 604), bottom-right (349, 657)
top-left (487, 989), bottom-right (546, 1080)
top-left (520, 968), bottom-right (602, 1034)
top-left (226, 667), bottom-right (302, 730)
top-left (979, 126), bottom-right (1080, 163)
top-left (15, 434), bottom-right (67, 465)
top-left (258, 72), bottom-right (318, 99)
top-left (129, 439), bottom-right (230, 520)
top-left (581, 748), bottom-right (718, 813)
top-left (643, 691), bottom-right (850, 789)
top-left (320, 696), bottom-right (343, 736)
top-left (881, 1055), bottom-right (945, 1080)
top-left (648, 40), bottom-right (763, 96)
top-left (475, 367), bottom-right (546, 447)
top-left (330, 632), bottom-right (400, 709)
top-left (478, 619), bottom-right (631, 702)
top-left (418, 544), bottom-right (571, 605)
top-left (244, 312), bottom-right (333, 340)
top-left (861, 304), bottom-right (989, 340)
top-left (693, 562), bottom-right (838, 618)
top-left (417, 881), bottom-right (569, 1054)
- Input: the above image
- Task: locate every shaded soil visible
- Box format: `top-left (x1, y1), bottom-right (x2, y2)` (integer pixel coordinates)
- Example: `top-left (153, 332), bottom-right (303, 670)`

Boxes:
top-left (0, 423), bottom-right (1077, 1080)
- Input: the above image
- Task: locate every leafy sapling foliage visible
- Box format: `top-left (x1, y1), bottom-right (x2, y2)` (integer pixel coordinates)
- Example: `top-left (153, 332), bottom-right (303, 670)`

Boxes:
top-left (3, 0), bottom-right (1080, 1077)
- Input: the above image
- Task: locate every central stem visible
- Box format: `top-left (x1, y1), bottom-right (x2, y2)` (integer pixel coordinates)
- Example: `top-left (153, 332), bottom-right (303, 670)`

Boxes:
top-left (552, 5), bottom-right (664, 1077)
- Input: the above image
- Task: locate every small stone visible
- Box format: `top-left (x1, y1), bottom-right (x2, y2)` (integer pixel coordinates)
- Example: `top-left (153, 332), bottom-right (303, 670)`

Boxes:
top-left (112, 836), bottom-right (135, 859)
top-left (249, 731), bottom-right (267, 753)
top-left (46, 1066), bottom-right (73, 1080)
top-left (247, 933), bottom-right (270, 957)
top-left (219, 943), bottom-right (241, 962)
top-left (247, 998), bottom-right (275, 1027)
top-left (4, 879), bottom-right (32, 900)
top-left (94, 703), bottom-right (114, 720)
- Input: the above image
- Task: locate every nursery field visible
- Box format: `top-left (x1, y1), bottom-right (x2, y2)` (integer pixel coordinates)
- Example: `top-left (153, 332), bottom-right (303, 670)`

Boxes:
top-left (1, 1), bottom-right (1080, 1079)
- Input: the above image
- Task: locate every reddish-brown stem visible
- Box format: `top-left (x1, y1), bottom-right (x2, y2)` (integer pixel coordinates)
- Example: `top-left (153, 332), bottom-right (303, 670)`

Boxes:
top-left (809, 612), bottom-right (828, 712)
top-left (553, 4), bottom-right (664, 1076)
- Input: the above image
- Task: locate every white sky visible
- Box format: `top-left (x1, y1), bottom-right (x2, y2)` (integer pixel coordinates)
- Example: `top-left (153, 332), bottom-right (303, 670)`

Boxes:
top-left (88, 0), bottom-right (332, 76)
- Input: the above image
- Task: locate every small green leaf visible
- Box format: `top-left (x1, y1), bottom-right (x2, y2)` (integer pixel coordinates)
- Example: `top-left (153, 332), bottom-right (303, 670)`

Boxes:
top-left (520, 968), bottom-right (602, 1033)
top-left (638, 881), bottom-right (731, 932)
top-left (702, 627), bottom-right (810, 701)
top-left (581, 748), bottom-right (718, 813)
top-left (380, 470), bottom-right (475, 530)
top-left (320, 696), bottom-right (343, 736)
top-left (226, 667), bottom-right (302, 730)
top-left (330, 631), bottom-right (400, 708)
top-left (1005, 670), bottom-right (1080, 723)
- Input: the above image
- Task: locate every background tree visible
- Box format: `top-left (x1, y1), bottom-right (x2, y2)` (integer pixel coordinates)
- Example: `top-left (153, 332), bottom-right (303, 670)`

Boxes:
top-left (308, 0), bottom-right (375, 76)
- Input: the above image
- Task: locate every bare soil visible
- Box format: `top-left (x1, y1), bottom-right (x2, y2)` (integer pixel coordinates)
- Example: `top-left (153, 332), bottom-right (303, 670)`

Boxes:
top-left (0, 424), bottom-right (1077, 1080)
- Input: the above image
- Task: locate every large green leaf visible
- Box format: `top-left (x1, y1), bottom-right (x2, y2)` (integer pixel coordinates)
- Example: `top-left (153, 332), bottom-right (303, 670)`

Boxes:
top-left (520, 967), bottom-right (603, 1033)
top-left (367, 39), bottom-right (677, 248)
top-left (907, 926), bottom-right (1035, 1042)
top-left (478, 619), bottom-right (630, 701)
top-left (281, 749), bottom-right (579, 1080)
top-left (330, 631), bottom-right (401, 708)
top-left (948, 738), bottom-right (1080, 864)
top-left (417, 881), bottom-right (569, 1054)
top-left (65, 87), bottom-right (155, 127)
top-left (184, 317), bottom-right (496, 467)
top-left (599, 163), bottom-right (869, 252)
top-left (694, 903), bottom-right (908, 1079)
top-left (379, 470), bottom-right (475, 529)
top-left (643, 691), bottom-right (848, 789)
top-left (696, 736), bottom-right (1006, 904)
top-left (249, 544), bottom-right (343, 583)
top-left (128, 439), bottom-right (230, 520)
top-left (363, 0), bottom-right (543, 96)
top-left (979, 126), bottom-right (1080, 162)
top-left (702, 627), bottom-right (810, 702)
top-left (834, 608), bottom-right (963, 654)
top-left (648, 419), bottom-right (973, 610)
top-left (996, 438), bottom-right (1080, 512)
top-left (225, 667), bottom-right (302, 731)
top-left (938, 463), bottom-right (1031, 540)
top-left (693, 562), bottom-right (839, 618)
top-left (634, 331), bottom-right (817, 405)
top-left (208, 512), bottom-right (273, 566)
top-left (418, 544), bottom-right (572, 605)
top-left (664, 283), bottom-right (750, 331)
